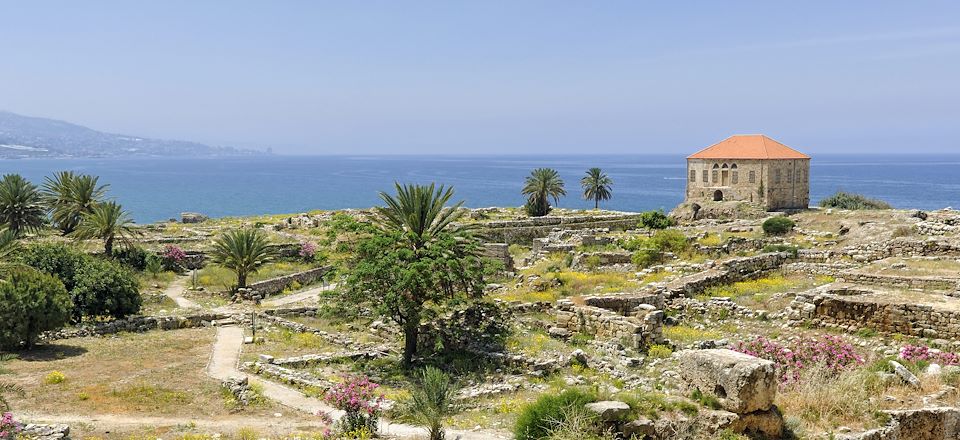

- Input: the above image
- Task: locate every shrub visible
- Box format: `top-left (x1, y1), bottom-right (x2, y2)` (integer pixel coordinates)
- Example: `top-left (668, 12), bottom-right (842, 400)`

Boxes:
top-left (638, 210), bottom-right (674, 229)
top-left (762, 244), bottom-right (799, 258)
top-left (299, 241), bottom-right (317, 262)
top-left (629, 230), bottom-right (690, 268)
top-left (0, 268), bottom-right (72, 349)
top-left (819, 191), bottom-right (892, 210)
top-left (145, 254), bottom-right (163, 276)
top-left (44, 371), bottom-right (66, 384)
top-left (160, 245), bottom-right (187, 271)
top-left (21, 242), bottom-right (87, 291)
top-left (899, 344), bottom-right (960, 366)
top-left (514, 389), bottom-right (596, 440)
top-left (399, 367), bottom-right (459, 440)
top-left (733, 335), bottom-right (863, 383)
top-left (323, 376), bottom-right (384, 436)
top-left (71, 257), bottom-right (142, 320)
top-left (0, 412), bottom-right (23, 439)
top-left (762, 217), bottom-right (795, 235)
top-left (112, 246), bottom-right (149, 271)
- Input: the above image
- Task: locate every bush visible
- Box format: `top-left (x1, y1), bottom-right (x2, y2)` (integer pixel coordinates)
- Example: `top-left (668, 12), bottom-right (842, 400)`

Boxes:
top-left (21, 243), bottom-right (87, 291)
top-left (145, 254), bottom-right (163, 276)
top-left (112, 246), bottom-right (149, 271)
top-left (514, 389), bottom-right (596, 440)
top-left (629, 230), bottom-right (690, 268)
top-left (525, 198), bottom-right (552, 217)
top-left (638, 210), bottom-right (674, 230)
top-left (762, 217), bottom-right (795, 235)
top-left (0, 268), bottom-right (72, 349)
top-left (819, 191), bottom-right (892, 210)
top-left (71, 257), bottom-right (142, 320)
top-left (44, 371), bottom-right (66, 384)
top-left (647, 344), bottom-right (673, 359)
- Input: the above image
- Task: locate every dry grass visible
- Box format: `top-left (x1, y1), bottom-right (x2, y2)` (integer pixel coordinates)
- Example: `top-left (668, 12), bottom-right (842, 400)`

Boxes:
top-left (196, 261), bottom-right (316, 291)
top-left (868, 257), bottom-right (960, 277)
top-left (241, 327), bottom-right (339, 363)
top-left (5, 329), bottom-right (280, 418)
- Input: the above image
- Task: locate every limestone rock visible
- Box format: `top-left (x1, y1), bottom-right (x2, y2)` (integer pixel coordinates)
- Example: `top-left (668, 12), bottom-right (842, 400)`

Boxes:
top-left (676, 349), bottom-right (777, 413)
top-left (729, 406), bottom-right (785, 439)
top-left (585, 400), bottom-right (630, 422)
top-left (622, 417), bottom-right (655, 438)
top-left (890, 360), bottom-right (921, 389)
top-left (180, 212), bottom-right (209, 223)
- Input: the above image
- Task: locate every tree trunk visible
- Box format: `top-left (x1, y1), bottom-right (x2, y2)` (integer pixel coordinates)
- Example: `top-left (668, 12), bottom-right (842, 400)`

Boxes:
top-left (237, 271), bottom-right (247, 289)
top-left (104, 236), bottom-right (114, 255)
top-left (402, 319), bottom-right (419, 367)
top-left (595, 198), bottom-right (599, 210)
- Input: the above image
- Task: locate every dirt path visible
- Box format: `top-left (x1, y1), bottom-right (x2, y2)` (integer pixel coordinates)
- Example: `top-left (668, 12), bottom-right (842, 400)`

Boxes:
top-left (18, 412), bottom-right (327, 434)
top-left (208, 326), bottom-right (510, 440)
top-left (162, 276), bottom-right (199, 309)
top-left (261, 282), bottom-right (339, 308)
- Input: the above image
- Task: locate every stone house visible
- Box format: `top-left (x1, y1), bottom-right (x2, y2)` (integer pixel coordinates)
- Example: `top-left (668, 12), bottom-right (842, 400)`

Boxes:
top-left (685, 134), bottom-right (810, 210)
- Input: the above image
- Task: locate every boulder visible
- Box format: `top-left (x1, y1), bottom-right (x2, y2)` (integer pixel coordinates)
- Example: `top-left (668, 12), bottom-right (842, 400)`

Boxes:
top-left (622, 417), bottom-right (655, 438)
top-left (585, 400), bottom-right (630, 422)
top-left (676, 349), bottom-right (777, 413)
top-left (729, 406), bottom-right (785, 439)
top-left (181, 212), bottom-right (209, 223)
top-left (890, 360), bottom-right (921, 389)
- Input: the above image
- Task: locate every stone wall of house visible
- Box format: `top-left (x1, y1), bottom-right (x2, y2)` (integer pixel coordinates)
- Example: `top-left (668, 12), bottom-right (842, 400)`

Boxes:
top-left (481, 214), bottom-right (643, 244)
top-left (41, 312), bottom-right (235, 341)
top-left (482, 243), bottom-right (515, 272)
top-left (686, 158), bottom-right (766, 205)
top-left (553, 300), bottom-right (663, 349)
top-left (762, 159), bottom-right (810, 210)
top-left (786, 292), bottom-right (960, 340)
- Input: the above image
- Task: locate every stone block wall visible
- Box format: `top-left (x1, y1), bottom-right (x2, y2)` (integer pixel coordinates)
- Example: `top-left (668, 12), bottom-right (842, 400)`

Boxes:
top-left (482, 243), bottom-right (515, 272)
top-left (41, 312), bottom-right (234, 341)
top-left (481, 214), bottom-right (644, 244)
top-left (245, 266), bottom-right (330, 298)
top-left (787, 293), bottom-right (960, 340)
top-left (581, 293), bottom-right (665, 316)
top-left (554, 300), bottom-right (663, 349)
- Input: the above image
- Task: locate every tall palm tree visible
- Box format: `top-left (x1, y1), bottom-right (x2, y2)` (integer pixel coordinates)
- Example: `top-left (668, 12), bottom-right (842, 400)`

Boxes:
top-left (210, 228), bottom-right (276, 289)
top-left (376, 183), bottom-right (471, 250)
top-left (580, 167), bottom-right (613, 210)
top-left (43, 171), bottom-right (109, 234)
top-left (0, 174), bottom-right (45, 237)
top-left (521, 168), bottom-right (566, 217)
top-left (71, 201), bottom-right (140, 255)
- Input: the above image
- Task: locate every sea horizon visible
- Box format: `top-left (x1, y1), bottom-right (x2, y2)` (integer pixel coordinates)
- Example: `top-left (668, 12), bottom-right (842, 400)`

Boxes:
top-left (4, 153), bottom-right (959, 223)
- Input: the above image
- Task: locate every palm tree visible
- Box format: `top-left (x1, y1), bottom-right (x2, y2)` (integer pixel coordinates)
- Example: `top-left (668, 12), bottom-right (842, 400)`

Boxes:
top-left (0, 229), bottom-right (20, 277)
top-left (0, 174), bottom-right (45, 237)
top-left (403, 367), bottom-right (460, 440)
top-left (210, 228), bottom-right (276, 289)
top-left (580, 167), bottom-right (613, 210)
top-left (43, 171), bottom-right (109, 234)
top-left (71, 201), bottom-right (140, 255)
top-left (376, 182), bottom-right (472, 250)
top-left (521, 168), bottom-right (566, 217)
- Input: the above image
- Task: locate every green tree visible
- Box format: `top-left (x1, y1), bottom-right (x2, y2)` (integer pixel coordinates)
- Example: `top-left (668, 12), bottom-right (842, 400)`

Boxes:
top-left (71, 201), bottom-right (139, 255)
top-left (71, 257), bottom-right (141, 320)
top-left (522, 168), bottom-right (566, 217)
top-left (580, 168), bottom-right (612, 210)
top-left (43, 171), bottom-right (109, 234)
top-left (0, 268), bottom-right (72, 349)
top-left (210, 228), bottom-right (276, 289)
top-left (20, 242), bottom-right (87, 292)
top-left (402, 367), bottom-right (460, 440)
top-left (348, 183), bottom-right (487, 366)
top-left (0, 174), bottom-right (45, 237)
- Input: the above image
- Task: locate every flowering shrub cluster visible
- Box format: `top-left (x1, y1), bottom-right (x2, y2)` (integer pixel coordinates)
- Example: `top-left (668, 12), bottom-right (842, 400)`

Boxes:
top-left (299, 241), bottom-right (317, 262)
top-left (323, 376), bottom-right (384, 435)
top-left (0, 412), bottom-right (22, 440)
top-left (899, 344), bottom-right (960, 365)
top-left (733, 335), bottom-right (864, 383)
top-left (161, 245), bottom-right (186, 263)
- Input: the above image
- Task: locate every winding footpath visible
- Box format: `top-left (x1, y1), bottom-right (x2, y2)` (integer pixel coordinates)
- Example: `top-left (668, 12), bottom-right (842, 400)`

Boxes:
top-left (162, 276), bottom-right (199, 309)
top-left (207, 326), bottom-right (510, 440)
top-left (261, 282), bottom-right (339, 308)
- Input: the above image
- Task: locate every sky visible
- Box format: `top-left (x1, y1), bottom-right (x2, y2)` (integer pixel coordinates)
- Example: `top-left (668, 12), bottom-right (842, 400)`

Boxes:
top-left (1, 1), bottom-right (959, 155)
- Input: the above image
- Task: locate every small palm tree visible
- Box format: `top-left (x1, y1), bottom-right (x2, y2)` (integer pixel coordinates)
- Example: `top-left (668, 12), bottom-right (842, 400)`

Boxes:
top-left (71, 201), bottom-right (140, 255)
top-left (0, 354), bottom-right (23, 411)
top-left (580, 167), bottom-right (613, 210)
top-left (376, 182), bottom-right (471, 250)
top-left (0, 174), bottom-right (45, 237)
top-left (210, 228), bottom-right (276, 289)
top-left (43, 171), bottom-right (109, 234)
top-left (522, 168), bottom-right (566, 217)
top-left (404, 367), bottom-right (460, 440)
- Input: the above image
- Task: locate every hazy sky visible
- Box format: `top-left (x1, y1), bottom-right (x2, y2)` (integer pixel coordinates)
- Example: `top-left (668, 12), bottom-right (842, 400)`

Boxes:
top-left (2, 1), bottom-right (959, 154)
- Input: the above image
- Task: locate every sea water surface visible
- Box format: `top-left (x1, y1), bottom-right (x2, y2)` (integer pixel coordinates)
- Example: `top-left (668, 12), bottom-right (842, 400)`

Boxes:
top-left (2, 155), bottom-right (958, 223)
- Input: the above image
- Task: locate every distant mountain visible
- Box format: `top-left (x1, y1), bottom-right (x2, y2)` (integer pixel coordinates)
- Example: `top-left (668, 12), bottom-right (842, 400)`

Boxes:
top-left (0, 111), bottom-right (262, 158)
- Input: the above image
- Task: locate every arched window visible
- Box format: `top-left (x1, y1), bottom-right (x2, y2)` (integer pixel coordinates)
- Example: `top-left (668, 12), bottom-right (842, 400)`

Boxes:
top-left (713, 163), bottom-right (720, 169)
top-left (730, 163), bottom-right (738, 169)
top-left (722, 163), bottom-right (729, 169)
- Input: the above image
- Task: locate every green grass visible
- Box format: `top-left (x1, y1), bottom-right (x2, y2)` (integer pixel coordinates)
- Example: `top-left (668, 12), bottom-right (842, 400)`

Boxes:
top-left (662, 325), bottom-right (722, 344)
top-left (196, 261), bottom-right (316, 291)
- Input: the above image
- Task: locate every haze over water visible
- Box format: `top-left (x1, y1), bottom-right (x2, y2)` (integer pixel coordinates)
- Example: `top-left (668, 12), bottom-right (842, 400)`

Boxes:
top-left (3, 154), bottom-right (958, 223)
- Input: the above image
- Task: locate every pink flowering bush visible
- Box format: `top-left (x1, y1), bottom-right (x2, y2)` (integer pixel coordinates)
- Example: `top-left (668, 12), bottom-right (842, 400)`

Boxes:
top-left (323, 375), bottom-right (384, 435)
top-left (733, 335), bottom-right (864, 384)
top-left (299, 241), bottom-right (318, 262)
top-left (0, 412), bottom-right (22, 440)
top-left (900, 344), bottom-right (960, 365)
top-left (161, 245), bottom-right (187, 271)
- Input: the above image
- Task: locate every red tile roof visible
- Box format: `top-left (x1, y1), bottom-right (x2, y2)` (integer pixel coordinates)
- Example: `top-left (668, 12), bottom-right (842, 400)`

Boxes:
top-left (687, 135), bottom-right (810, 160)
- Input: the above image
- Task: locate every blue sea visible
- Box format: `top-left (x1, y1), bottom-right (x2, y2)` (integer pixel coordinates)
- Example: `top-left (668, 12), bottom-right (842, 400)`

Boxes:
top-left (2, 155), bottom-right (958, 223)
